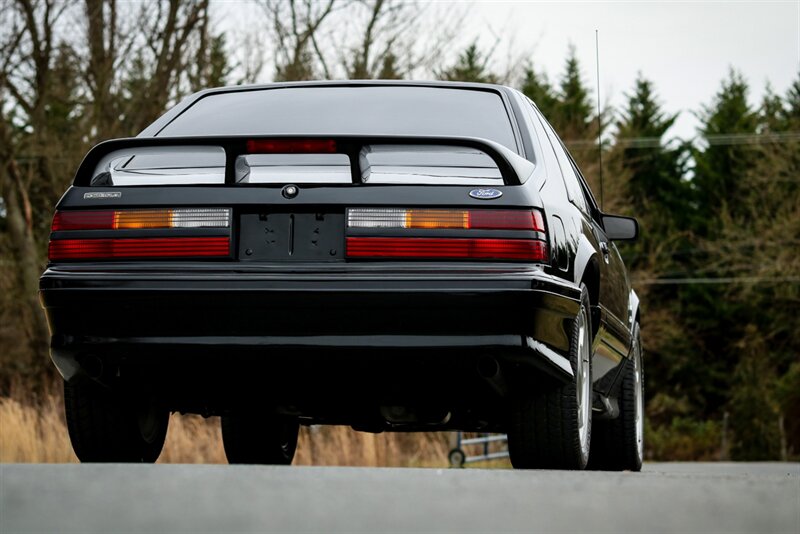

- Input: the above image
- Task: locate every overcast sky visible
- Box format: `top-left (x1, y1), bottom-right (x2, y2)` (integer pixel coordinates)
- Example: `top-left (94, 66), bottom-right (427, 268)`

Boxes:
top-left (219, 1), bottom-right (798, 141)
top-left (462, 1), bottom-right (799, 139)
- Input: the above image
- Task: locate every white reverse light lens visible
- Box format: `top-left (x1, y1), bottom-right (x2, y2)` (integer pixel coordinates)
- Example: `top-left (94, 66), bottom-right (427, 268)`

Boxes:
top-left (170, 208), bottom-right (231, 228)
top-left (347, 208), bottom-right (406, 228)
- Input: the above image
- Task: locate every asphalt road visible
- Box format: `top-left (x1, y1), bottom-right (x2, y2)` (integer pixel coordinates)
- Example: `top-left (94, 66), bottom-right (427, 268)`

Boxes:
top-left (1, 462), bottom-right (798, 533)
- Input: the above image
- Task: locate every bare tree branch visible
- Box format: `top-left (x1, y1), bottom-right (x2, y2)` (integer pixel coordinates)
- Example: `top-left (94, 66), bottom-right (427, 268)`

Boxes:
top-left (259, 0), bottom-right (338, 81)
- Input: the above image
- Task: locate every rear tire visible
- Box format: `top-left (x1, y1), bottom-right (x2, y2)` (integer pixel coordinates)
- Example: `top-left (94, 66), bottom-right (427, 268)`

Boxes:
top-left (221, 411), bottom-right (299, 465)
top-left (64, 378), bottom-right (169, 463)
top-left (507, 284), bottom-right (593, 469)
top-left (588, 322), bottom-right (644, 471)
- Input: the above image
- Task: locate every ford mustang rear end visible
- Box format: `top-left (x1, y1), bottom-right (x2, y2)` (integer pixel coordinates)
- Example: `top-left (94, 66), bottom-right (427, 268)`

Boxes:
top-left (41, 82), bottom-right (642, 470)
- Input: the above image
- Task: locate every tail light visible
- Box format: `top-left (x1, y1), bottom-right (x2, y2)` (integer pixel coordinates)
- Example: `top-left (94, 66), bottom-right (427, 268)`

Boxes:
top-left (346, 208), bottom-right (548, 262)
top-left (52, 208), bottom-right (230, 230)
top-left (49, 208), bottom-right (231, 261)
top-left (347, 208), bottom-right (544, 231)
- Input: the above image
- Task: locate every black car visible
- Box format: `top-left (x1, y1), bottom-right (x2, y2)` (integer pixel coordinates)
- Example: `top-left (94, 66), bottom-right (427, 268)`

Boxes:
top-left (40, 81), bottom-right (643, 470)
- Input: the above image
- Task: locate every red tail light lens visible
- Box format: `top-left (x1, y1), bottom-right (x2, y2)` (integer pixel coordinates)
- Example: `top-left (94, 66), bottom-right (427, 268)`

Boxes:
top-left (246, 139), bottom-right (337, 154)
top-left (346, 237), bottom-right (548, 261)
top-left (468, 210), bottom-right (545, 231)
top-left (49, 237), bottom-right (230, 260)
top-left (52, 210), bottom-right (115, 231)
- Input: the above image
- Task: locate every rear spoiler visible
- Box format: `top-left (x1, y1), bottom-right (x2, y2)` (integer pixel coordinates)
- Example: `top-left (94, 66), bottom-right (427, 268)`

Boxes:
top-left (72, 135), bottom-right (535, 187)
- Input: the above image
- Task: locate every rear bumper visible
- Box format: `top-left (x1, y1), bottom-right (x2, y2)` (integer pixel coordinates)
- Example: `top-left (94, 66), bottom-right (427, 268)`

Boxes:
top-left (40, 262), bottom-right (580, 385)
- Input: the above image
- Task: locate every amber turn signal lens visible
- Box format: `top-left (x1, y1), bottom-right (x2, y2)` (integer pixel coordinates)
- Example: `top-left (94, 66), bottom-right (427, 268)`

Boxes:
top-left (114, 210), bottom-right (172, 229)
top-left (405, 210), bottom-right (469, 229)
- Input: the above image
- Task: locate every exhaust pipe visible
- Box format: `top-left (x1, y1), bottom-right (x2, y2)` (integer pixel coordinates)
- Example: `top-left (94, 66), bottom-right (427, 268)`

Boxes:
top-left (477, 357), bottom-right (508, 397)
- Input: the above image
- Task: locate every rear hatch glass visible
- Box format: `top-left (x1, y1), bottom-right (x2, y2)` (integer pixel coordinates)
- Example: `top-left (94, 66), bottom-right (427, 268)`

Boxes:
top-left (157, 86), bottom-right (519, 153)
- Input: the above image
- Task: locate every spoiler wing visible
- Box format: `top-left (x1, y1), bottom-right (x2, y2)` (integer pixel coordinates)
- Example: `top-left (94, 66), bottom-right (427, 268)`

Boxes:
top-left (72, 135), bottom-right (536, 187)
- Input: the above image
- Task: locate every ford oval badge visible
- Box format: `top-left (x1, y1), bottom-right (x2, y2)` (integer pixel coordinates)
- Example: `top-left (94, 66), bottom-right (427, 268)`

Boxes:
top-left (469, 188), bottom-right (503, 200)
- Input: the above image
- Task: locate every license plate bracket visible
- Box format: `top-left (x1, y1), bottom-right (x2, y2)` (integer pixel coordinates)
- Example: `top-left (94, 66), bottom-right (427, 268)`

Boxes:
top-left (239, 213), bottom-right (345, 261)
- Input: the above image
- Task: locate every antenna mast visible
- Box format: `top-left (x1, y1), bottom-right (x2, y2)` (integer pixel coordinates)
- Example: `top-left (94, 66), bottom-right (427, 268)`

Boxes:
top-left (595, 29), bottom-right (604, 211)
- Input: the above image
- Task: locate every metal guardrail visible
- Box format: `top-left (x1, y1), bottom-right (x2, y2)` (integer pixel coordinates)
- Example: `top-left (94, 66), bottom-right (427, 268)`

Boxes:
top-left (448, 432), bottom-right (509, 467)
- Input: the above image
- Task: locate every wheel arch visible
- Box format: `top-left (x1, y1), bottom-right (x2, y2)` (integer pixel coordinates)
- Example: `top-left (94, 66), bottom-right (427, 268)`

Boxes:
top-left (577, 255), bottom-right (601, 338)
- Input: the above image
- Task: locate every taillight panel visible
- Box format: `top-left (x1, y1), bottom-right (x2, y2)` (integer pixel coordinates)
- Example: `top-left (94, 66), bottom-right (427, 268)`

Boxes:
top-left (49, 208), bottom-right (232, 261)
top-left (345, 208), bottom-right (548, 262)
top-left (346, 208), bottom-right (544, 231)
top-left (49, 206), bottom-right (547, 263)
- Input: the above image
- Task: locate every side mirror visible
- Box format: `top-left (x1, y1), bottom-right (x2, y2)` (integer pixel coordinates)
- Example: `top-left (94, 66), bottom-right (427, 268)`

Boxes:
top-left (602, 214), bottom-right (639, 241)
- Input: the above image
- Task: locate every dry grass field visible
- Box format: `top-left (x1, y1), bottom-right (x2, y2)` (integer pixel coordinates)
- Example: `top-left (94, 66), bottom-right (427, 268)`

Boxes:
top-left (0, 384), bottom-right (504, 467)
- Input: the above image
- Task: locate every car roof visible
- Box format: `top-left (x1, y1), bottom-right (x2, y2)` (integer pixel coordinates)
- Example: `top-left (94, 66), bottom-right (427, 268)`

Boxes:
top-left (195, 79), bottom-right (514, 97)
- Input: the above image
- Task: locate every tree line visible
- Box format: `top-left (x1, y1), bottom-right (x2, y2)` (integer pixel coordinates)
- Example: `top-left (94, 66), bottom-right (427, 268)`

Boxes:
top-left (1, 0), bottom-right (797, 461)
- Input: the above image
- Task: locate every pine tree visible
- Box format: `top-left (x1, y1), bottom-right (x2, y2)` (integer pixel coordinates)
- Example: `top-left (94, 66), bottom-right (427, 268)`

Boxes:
top-left (377, 53), bottom-right (403, 80)
top-left (275, 43), bottom-right (317, 82)
top-left (45, 44), bottom-right (84, 139)
top-left (782, 72), bottom-right (800, 124)
top-left (673, 71), bottom-right (759, 425)
top-left (609, 76), bottom-right (693, 430)
top-left (120, 51), bottom-right (152, 136)
top-left (437, 43), bottom-right (498, 84)
top-left (204, 34), bottom-right (231, 88)
top-left (692, 69), bottom-right (758, 234)
top-left (553, 45), bottom-right (593, 137)
top-left (675, 71), bottom-right (800, 461)
top-left (520, 64), bottom-right (558, 120)
top-left (37, 43), bottom-right (85, 209)
top-left (759, 84), bottom-right (786, 133)
top-left (615, 74), bottom-right (685, 222)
